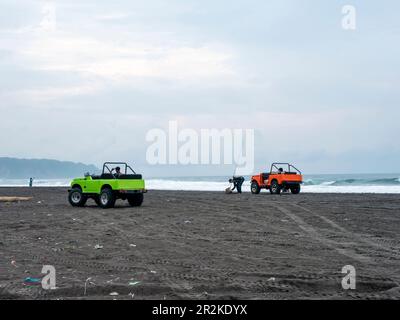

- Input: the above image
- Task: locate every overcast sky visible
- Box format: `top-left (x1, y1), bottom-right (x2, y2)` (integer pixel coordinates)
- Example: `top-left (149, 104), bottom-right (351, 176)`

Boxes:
top-left (0, 0), bottom-right (399, 175)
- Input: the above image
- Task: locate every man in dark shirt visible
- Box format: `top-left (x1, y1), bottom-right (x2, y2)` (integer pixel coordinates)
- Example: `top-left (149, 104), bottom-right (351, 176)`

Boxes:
top-left (230, 176), bottom-right (245, 193)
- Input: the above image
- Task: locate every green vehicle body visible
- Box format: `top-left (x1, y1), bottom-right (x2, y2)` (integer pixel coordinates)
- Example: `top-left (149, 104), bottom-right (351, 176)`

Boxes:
top-left (68, 162), bottom-right (146, 208)
top-left (70, 176), bottom-right (145, 194)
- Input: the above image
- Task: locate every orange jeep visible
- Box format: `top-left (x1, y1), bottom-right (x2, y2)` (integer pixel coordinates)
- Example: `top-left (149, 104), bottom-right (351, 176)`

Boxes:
top-left (251, 163), bottom-right (303, 195)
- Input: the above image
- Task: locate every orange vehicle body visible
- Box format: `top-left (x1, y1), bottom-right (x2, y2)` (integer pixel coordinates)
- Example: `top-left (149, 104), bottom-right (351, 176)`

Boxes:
top-left (251, 163), bottom-right (303, 194)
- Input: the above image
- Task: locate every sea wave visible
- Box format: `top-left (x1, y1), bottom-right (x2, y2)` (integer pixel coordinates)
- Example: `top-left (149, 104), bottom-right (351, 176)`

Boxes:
top-left (1, 176), bottom-right (400, 193)
top-left (0, 179), bottom-right (71, 187)
top-left (303, 177), bottom-right (400, 186)
top-left (149, 179), bottom-right (400, 193)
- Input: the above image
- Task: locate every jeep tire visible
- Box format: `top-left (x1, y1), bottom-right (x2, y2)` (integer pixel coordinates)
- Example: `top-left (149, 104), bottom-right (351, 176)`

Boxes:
top-left (128, 193), bottom-right (144, 207)
top-left (291, 184), bottom-right (301, 194)
top-left (99, 188), bottom-right (116, 208)
top-left (251, 182), bottom-right (261, 194)
top-left (68, 188), bottom-right (88, 207)
top-left (270, 180), bottom-right (281, 195)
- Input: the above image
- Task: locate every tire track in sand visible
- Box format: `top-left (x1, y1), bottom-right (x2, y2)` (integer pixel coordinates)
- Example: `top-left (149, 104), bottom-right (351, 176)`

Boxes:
top-left (286, 202), bottom-right (400, 288)
top-left (272, 204), bottom-right (373, 264)
top-left (290, 202), bottom-right (400, 259)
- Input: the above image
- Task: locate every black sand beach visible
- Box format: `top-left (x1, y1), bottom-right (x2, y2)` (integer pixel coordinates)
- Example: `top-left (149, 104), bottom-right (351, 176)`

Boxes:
top-left (0, 187), bottom-right (399, 300)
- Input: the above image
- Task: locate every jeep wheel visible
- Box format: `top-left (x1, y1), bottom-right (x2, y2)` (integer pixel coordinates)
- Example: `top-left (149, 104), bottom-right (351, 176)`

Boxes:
top-left (68, 188), bottom-right (87, 207)
top-left (291, 184), bottom-right (301, 194)
top-left (127, 193), bottom-right (144, 207)
top-left (251, 182), bottom-right (261, 194)
top-left (270, 180), bottom-right (281, 195)
top-left (99, 188), bottom-right (116, 208)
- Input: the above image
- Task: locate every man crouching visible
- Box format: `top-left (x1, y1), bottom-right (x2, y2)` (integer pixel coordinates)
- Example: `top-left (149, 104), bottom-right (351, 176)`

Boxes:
top-left (226, 176), bottom-right (245, 194)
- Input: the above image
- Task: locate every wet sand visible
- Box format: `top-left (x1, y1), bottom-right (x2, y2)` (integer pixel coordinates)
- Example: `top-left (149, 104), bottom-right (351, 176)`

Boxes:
top-left (0, 187), bottom-right (399, 300)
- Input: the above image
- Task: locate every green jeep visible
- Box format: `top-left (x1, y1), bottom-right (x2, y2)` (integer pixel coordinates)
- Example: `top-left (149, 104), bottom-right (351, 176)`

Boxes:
top-left (68, 162), bottom-right (146, 208)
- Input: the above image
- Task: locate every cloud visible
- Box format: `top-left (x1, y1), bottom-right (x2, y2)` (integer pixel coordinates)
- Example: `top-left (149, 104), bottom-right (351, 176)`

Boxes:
top-left (3, 28), bottom-right (237, 103)
top-left (25, 36), bottom-right (234, 81)
top-left (1, 84), bottom-right (102, 102)
top-left (1, 0), bottom-right (399, 174)
top-left (94, 13), bottom-right (131, 21)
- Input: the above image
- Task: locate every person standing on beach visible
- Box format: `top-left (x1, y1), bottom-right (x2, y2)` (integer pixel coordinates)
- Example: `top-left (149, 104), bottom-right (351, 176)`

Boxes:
top-left (29, 178), bottom-right (33, 187)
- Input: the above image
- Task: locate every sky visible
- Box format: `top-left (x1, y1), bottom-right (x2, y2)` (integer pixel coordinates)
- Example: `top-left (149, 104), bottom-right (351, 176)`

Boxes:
top-left (0, 0), bottom-right (399, 176)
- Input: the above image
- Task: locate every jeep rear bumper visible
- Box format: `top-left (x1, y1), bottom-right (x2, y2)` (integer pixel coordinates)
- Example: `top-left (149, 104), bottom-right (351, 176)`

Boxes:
top-left (281, 181), bottom-right (302, 186)
top-left (118, 189), bottom-right (147, 194)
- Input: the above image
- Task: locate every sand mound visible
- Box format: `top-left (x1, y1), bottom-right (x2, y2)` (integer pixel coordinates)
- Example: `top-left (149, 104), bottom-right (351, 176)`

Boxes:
top-left (0, 196), bottom-right (33, 202)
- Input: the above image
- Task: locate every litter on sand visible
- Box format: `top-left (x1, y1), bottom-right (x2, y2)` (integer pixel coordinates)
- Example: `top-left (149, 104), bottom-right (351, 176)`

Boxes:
top-left (129, 281), bottom-right (141, 286)
top-left (24, 277), bottom-right (42, 285)
top-left (94, 244), bottom-right (103, 250)
top-left (0, 197), bottom-right (32, 203)
top-left (129, 244), bottom-right (137, 247)
top-left (109, 292), bottom-right (119, 296)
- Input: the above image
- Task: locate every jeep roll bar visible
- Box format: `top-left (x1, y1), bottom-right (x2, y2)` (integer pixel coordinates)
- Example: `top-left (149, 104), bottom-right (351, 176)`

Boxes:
top-left (102, 162), bottom-right (136, 175)
top-left (270, 163), bottom-right (302, 175)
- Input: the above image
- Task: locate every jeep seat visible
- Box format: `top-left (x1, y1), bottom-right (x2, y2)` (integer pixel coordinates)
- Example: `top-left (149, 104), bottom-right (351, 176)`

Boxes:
top-left (118, 174), bottom-right (142, 180)
top-left (100, 173), bottom-right (115, 180)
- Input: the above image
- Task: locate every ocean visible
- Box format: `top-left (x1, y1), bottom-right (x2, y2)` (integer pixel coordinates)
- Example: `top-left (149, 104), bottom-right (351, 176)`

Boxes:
top-left (1, 173), bottom-right (400, 193)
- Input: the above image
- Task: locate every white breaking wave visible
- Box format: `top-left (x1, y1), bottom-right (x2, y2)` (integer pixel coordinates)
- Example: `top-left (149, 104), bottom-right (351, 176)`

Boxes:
top-left (1, 177), bottom-right (400, 193)
top-left (146, 179), bottom-right (250, 192)
top-left (148, 180), bottom-right (400, 193)
top-left (0, 179), bottom-right (71, 187)
top-left (302, 185), bottom-right (400, 194)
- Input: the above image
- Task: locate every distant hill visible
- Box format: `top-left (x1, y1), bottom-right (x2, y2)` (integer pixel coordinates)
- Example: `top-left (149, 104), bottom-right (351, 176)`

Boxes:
top-left (0, 157), bottom-right (99, 179)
